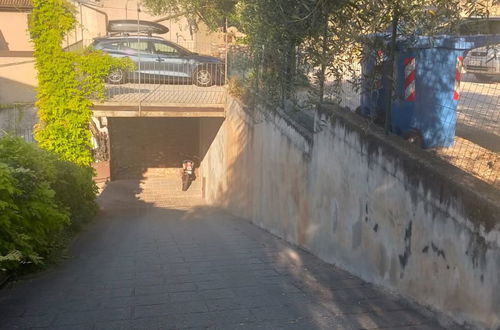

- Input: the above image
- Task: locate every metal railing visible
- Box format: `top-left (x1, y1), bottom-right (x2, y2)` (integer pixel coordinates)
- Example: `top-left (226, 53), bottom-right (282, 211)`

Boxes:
top-left (227, 39), bottom-right (499, 188)
top-left (0, 128), bottom-right (35, 143)
top-left (437, 72), bottom-right (499, 187)
top-left (332, 48), bottom-right (499, 188)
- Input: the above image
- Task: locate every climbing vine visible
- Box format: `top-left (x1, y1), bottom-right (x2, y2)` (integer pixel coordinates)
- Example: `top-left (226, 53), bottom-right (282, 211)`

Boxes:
top-left (29, 0), bottom-right (133, 166)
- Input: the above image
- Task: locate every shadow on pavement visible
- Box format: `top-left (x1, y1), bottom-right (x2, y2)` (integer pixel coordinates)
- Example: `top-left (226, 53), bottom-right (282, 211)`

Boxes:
top-left (0, 176), bottom-right (453, 329)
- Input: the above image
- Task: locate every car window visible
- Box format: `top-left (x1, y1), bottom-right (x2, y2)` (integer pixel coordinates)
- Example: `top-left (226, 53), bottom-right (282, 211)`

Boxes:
top-left (126, 41), bottom-right (150, 51)
top-left (120, 40), bottom-right (151, 55)
top-left (457, 20), bottom-right (500, 35)
top-left (100, 41), bottom-right (120, 50)
top-left (153, 42), bottom-right (179, 56)
top-left (487, 21), bottom-right (500, 34)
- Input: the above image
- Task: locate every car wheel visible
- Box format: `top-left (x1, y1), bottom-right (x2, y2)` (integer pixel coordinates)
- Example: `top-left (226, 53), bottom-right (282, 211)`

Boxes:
top-left (193, 65), bottom-right (214, 87)
top-left (107, 69), bottom-right (127, 84)
top-left (474, 74), bottom-right (494, 83)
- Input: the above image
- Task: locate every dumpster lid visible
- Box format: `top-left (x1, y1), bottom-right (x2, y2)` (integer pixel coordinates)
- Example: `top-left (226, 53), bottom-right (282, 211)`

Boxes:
top-left (397, 35), bottom-right (474, 50)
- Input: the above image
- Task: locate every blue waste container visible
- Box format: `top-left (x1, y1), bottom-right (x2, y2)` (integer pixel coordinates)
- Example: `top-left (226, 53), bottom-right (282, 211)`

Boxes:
top-left (391, 36), bottom-right (473, 148)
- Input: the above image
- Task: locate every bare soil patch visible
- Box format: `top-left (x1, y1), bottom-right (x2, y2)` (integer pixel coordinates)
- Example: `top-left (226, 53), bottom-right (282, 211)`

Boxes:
top-left (435, 136), bottom-right (499, 188)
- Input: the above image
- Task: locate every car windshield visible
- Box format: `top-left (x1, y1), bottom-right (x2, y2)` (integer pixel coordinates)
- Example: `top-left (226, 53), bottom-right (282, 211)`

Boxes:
top-left (442, 18), bottom-right (500, 35)
top-left (169, 42), bottom-right (194, 55)
top-left (379, 17), bottom-right (500, 37)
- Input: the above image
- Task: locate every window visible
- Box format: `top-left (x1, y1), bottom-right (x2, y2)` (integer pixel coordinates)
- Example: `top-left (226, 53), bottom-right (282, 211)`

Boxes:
top-left (457, 20), bottom-right (500, 35)
top-left (153, 42), bottom-right (178, 56)
top-left (102, 41), bottom-right (120, 50)
top-left (120, 40), bottom-right (151, 55)
top-left (127, 41), bottom-right (149, 51)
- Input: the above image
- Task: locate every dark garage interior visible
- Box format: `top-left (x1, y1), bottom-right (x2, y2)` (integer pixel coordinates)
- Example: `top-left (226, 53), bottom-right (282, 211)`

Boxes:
top-left (108, 117), bottom-right (223, 180)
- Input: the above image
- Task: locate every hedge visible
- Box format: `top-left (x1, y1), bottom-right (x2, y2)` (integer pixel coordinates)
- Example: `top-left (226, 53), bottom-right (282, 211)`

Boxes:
top-left (0, 136), bottom-right (97, 272)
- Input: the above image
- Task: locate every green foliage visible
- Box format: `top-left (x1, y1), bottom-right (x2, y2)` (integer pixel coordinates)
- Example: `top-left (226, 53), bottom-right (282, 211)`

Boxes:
top-left (143, 0), bottom-right (240, 30)
top-left (52, 159), bottom-right (97, 226)
top-left (0, 136), bottom-right (97, 272)
top-left (302, 0), bottom-right (492, 109)
top-left (29, 0), bottom-right (133, 166)
top-left (145, 0), bottom-right (492, 106)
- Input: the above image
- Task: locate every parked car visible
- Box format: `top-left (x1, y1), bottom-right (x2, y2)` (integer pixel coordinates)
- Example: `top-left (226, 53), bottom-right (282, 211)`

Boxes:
top-left (92, 34), bottom-right (225, 87)
top-left (449, 16), bottom-right (500, 36)
top-left (463, 43), bottom-right (499, 82)
top-left (446, 16), bottom-right (500, 82)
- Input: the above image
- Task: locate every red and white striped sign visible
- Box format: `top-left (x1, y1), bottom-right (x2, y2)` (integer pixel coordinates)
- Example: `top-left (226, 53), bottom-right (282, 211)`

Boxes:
top-left (453, 56), bottom-right (463, 101)
top-left (404, 57), bottom-right (416, 102)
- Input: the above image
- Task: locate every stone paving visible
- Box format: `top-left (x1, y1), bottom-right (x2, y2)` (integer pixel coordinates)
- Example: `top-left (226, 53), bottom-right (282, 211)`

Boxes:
top-left (0, 180), bottom-right (459, 330)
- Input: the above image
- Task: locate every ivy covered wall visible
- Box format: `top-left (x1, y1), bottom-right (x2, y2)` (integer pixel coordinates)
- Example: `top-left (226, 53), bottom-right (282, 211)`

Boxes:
top-left (29, 0), bottom-right (132, 166)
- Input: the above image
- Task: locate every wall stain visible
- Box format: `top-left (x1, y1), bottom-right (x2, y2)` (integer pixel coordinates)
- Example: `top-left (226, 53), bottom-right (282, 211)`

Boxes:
top-left (373, 223), bottom-right (379, 232)
top-left (364, 202), bottom-right (370, 222)
top-left (422, 243), bottom-right (446, 260)
top-left (323, 106), bottom-right (500, 233)
top-left (431, 243), bottom-right (446, 260)
top-left (352, 221), bottom-right (362, 249)
top-left (466, 232), bottom-right (490, 270)
top-left (398, 221), bottom-right (413, 273)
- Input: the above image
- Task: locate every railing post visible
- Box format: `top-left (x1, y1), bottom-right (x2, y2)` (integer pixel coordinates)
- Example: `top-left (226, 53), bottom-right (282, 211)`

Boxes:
top-left (137, 3), bottom-right (141, 105)
top-left (225, 18), bottom-right (228, 86)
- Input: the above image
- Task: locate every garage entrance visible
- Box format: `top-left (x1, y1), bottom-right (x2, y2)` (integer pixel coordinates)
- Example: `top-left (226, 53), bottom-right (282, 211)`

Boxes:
top-left (109, 117), bottom-right (201, 180)
top-left (105, 116), bottom-right (223, 206)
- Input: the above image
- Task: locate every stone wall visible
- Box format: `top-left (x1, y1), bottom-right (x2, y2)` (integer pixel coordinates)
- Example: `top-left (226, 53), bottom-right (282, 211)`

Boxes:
top-left (200, 96), bottom-right (500, 329)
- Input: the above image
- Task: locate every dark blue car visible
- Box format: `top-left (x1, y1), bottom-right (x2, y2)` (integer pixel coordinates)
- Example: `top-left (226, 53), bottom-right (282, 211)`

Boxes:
top-left (92, 35), bottom-right (225, 87)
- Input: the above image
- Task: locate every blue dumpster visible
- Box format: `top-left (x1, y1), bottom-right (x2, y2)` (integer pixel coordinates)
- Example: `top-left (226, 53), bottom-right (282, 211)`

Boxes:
top-left (391, 36), bottom-right (473, 148)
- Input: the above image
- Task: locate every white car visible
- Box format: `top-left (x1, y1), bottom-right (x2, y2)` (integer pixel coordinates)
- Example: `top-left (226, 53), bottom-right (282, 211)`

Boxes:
top-left (464, 43), bottom-right (500, 82)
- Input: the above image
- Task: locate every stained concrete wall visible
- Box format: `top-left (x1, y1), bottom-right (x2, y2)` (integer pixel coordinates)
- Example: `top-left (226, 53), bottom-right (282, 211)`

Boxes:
top-left (200, 96), bottom-right (500, 330)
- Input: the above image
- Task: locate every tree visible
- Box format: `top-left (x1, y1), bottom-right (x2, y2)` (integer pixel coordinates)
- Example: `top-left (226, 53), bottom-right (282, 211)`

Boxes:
top-left (142, 0), bottom-right (240, 30)
top-left (316, 0), bottom-right (490, 128)
top-left (143, 0), bottom-right (493, 109)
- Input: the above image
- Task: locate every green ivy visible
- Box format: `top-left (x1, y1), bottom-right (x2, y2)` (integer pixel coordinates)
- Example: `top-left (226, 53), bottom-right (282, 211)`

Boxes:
top-left (29, 0), bottom-right (133, 166)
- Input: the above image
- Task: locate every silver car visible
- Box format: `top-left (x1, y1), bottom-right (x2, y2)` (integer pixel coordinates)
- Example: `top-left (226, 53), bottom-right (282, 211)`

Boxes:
top-left (92, 35), bottom-right (225, 87)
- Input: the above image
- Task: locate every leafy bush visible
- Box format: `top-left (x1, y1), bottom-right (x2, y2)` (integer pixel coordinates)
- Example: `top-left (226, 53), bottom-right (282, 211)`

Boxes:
top-left (52, 160), bottom-right (97, 226)
top-left (0, 136), bottom-right (97, 272)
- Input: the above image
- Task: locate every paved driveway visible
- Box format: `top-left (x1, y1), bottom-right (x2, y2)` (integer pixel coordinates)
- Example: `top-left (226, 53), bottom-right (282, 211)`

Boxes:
top-left (0, 180), bottom-right (455, 330)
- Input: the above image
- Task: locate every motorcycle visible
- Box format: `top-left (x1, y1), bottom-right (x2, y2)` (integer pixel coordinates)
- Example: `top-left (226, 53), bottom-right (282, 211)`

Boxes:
top-left (181, 159), bottom-right (196, 191)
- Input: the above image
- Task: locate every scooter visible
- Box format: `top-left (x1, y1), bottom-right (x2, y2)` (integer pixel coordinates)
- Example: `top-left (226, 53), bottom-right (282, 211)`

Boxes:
top-left (181, 159), bottom-right (195, 191)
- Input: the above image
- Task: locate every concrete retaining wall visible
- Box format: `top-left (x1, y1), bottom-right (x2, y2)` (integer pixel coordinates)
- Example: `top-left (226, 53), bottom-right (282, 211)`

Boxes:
top-left (200, 96), bottom-right (500, 329)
